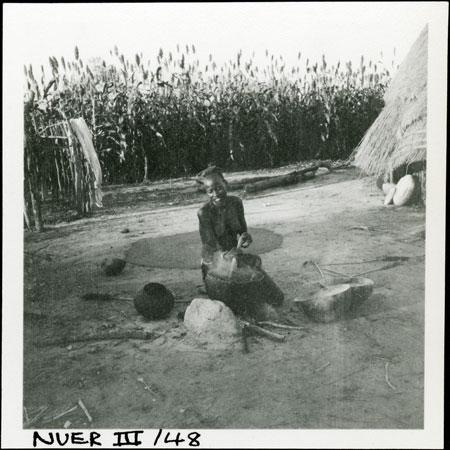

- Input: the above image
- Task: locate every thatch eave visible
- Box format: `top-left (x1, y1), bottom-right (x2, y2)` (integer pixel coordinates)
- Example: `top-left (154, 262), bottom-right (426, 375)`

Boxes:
top-left (352, 25), bottom-right (428, 176)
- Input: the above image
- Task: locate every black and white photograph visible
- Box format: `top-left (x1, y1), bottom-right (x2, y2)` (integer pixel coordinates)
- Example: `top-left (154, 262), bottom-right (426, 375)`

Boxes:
top-left (2, 2), bottom-right (447, 448)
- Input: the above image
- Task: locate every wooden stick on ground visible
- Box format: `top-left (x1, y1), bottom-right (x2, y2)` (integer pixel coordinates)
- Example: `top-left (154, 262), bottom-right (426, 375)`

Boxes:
top-left (42, 403), bottom-right (72, 423)
top-left (137, 377), bottom-right (163, 400)
top-left (321, 267), bottom-right (353, 278)
top-left (321, 258), bottom-right (383, 266)
top-left (354, 262), bottom-right (399, 278)
top-left (325, 365), bottom-right (369, 386)
top-left (241, 321), bottom-right (285, 342)
top-left (53, 405), bottom-right (78, 420)
top-left (312, 261), bottom-right (325, 278)
top-left (384, 362), bottom-right (397, 391)
top-left (33, 369), bottom-right (52, 382)
top-left (24, 205), bottom-right (31, 231)
top-left (28, 406), bottom-right (48, 426)
top-left (314, 362), bottom-right (331, 373)
top-left (78, 399), bottom-right (93, 422)
top-left (257, 321), bottom-right (304, 331)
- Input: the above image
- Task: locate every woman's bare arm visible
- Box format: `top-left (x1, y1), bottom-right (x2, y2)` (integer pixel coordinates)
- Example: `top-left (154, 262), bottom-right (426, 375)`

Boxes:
top-left (235, 197), bottom-right (248, 234)
top-left (235, 197), bottom-right (252, 248)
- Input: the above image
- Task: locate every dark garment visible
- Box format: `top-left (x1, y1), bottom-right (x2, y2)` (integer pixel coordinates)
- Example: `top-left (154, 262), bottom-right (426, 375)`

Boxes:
top-left (201, 262), bottom-right (210, 280)
top-left (197, 195), bottom-right (248, 263)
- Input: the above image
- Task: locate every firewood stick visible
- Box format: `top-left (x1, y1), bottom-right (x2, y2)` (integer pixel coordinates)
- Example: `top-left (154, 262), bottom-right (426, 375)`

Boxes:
top-left (53, 405), bottom-right (78, 420)
top-left (78, 399), bottom-right (93, 422)
top-left (241, 321), bottom-right (285, 342)
top-left (257, 321), bottom-right (304, 331)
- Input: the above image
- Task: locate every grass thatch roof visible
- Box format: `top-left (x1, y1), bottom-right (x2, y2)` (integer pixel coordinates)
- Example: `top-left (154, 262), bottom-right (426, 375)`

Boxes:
top-left (352, 25), bottom-right (427, 176)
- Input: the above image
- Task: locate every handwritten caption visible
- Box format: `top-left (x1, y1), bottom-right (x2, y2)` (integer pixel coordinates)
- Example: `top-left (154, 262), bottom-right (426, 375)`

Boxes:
top-left (33, 430), bottom-right (201, 447)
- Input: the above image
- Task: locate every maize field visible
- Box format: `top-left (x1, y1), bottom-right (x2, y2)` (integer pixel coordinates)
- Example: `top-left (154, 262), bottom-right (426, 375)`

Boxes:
top-left (24, 45), bottom-right (393, 229)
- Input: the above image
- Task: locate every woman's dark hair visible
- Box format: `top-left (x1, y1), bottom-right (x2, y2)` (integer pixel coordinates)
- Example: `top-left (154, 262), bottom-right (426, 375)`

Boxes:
top-left (195, 165), bottom-right (227, 185)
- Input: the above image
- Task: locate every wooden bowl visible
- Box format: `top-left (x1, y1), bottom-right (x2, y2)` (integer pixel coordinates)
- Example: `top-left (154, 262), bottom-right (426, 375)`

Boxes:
top-left (295, 277), bottom-right (374, 323)
top-left (321, 276), bottom-right (374, 304)
top-left (295, 284), bottom-right (352, 323)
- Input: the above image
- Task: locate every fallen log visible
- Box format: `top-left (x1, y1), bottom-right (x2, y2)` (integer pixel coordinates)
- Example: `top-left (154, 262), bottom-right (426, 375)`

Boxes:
top-left (317, 159), bottom-right (353, 170)
top-left (244, 166), bottom-right (318, 194)
top-left (196, 175), bottom-right (275, 193)
top-left (196, 161), bottom-right (348, 195)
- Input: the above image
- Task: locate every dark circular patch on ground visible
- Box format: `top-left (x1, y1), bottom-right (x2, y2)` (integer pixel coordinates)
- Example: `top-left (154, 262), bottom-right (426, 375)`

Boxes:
top-left (125, 228), bottom-right (283, 269)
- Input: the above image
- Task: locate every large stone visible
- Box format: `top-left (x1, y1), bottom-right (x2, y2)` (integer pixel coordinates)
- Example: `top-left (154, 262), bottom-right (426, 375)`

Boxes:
top-left (184, 298), bottom-right (241, 349)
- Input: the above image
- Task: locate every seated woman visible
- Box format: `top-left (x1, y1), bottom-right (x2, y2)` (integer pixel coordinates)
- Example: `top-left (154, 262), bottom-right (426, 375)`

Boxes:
top-left (197, 165), bottom-right (284, 311)
top-left (196, 166), bottom-right (253, 279)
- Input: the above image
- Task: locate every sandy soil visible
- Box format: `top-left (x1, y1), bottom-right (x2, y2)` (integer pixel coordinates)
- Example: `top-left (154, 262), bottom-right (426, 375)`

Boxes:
top-left (23, 167), bottom-right (425, 429)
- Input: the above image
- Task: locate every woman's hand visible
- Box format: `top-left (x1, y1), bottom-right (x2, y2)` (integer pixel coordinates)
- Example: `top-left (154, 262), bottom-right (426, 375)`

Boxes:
top-left (239, 232), bottom-right (253, 249)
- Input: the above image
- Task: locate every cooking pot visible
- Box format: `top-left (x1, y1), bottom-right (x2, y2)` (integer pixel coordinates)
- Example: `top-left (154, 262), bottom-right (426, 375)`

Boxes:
top-left (204, 253), bottom-right (284, 315)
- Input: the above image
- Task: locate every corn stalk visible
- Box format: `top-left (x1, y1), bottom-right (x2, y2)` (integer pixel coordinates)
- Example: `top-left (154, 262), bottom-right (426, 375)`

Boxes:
top-left (24, 45), bottom-right (394, 228)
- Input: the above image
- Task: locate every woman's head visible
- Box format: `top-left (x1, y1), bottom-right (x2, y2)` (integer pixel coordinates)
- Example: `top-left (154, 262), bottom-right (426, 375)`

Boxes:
top-left (197, 166), bottom-right (228, 207)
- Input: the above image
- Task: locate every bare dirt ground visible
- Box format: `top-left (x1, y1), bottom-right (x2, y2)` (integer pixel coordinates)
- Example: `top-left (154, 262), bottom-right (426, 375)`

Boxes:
top-left (23, 166), bottom-right (425, 429)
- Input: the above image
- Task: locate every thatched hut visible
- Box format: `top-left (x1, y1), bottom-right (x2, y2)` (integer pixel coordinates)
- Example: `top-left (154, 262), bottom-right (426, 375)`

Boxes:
top-left (352, 25), bottom-right (428, 203)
